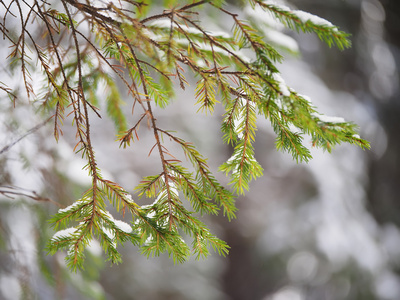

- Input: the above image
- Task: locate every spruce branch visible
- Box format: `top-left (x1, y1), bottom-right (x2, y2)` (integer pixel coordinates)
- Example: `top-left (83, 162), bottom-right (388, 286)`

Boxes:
top-left (251, 0), bottom-right (351, 50)
top-left (1, 0), bottom-right (370, 270)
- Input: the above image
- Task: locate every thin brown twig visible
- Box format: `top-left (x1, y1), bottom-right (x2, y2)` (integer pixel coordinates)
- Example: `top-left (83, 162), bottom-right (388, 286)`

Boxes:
top-left (0, 185), bottom-right (62, 207)
top-left (0, 117), bottom-right (53, 155)
top-left (62, 1), bottom-right (100, 228)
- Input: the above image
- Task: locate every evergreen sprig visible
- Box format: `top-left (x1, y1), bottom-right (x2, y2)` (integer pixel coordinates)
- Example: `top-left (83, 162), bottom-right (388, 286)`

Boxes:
top-left (251, 0), bottom-right (352, 50)
top-left (1, 0), bottom-right (369, 270)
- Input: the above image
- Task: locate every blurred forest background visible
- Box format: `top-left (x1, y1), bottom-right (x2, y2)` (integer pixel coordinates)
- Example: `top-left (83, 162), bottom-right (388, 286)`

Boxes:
top-left (1, 0), bottom-right (400, 299)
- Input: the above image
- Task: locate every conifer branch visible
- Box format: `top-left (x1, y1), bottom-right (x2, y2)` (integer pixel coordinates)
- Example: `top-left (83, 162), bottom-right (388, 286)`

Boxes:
top-left (1, 0), bottom-right (369, 270)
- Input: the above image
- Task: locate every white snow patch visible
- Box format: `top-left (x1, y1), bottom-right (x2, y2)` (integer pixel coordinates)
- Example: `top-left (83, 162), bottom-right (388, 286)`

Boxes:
top-left (260, 2), bottom-right (337, 31)
top-left (102, 210), bottom-right (132, 234)
top-left (263, 1), bottom-right (291, 12)
top-left (145, 211), bottom-right (156, 219)
top-left (298, 93), bottom-right (312, 103)
top-left (58, 198), bottom-right (88, 214)
top-left (114, 219), bottom-right (132, 233)
top-left (226, 151), bottom-right (242, 164)
top-left (226, 149), bottom-right (259, 176)
top-left (233, 114), bottom-right (245, 139)
top-left (313, 113), bottom-right (345, 124)
top-left (144, 235), bottom-right (154, 245)
top-left (52, 227), bottom-right (77, 240)
top-left (272, 73), bottom-right (291, 96)
top-left (123, 194), bottom-right (134, 204)
top-left (102, 226), bottom-right (115, 242)
top-left (232, 98), bottom-right (256, 139)
top-left (292, 10), bottom-right (337, 30)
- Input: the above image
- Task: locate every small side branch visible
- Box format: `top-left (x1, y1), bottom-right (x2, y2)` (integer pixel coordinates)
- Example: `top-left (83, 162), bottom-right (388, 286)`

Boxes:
top-left (0, 185), bottom-right (62, 207)
top-left (0, 117), bottom-right (52, 155)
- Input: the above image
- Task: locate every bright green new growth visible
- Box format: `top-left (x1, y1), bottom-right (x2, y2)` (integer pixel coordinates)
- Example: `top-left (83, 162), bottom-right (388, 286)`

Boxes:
top-left (1, 0), bottom-right (369, 270)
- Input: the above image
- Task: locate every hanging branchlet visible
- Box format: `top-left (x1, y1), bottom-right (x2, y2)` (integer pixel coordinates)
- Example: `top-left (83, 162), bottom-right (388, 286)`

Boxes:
top-left (1, 0), bottom-right (369, 270)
